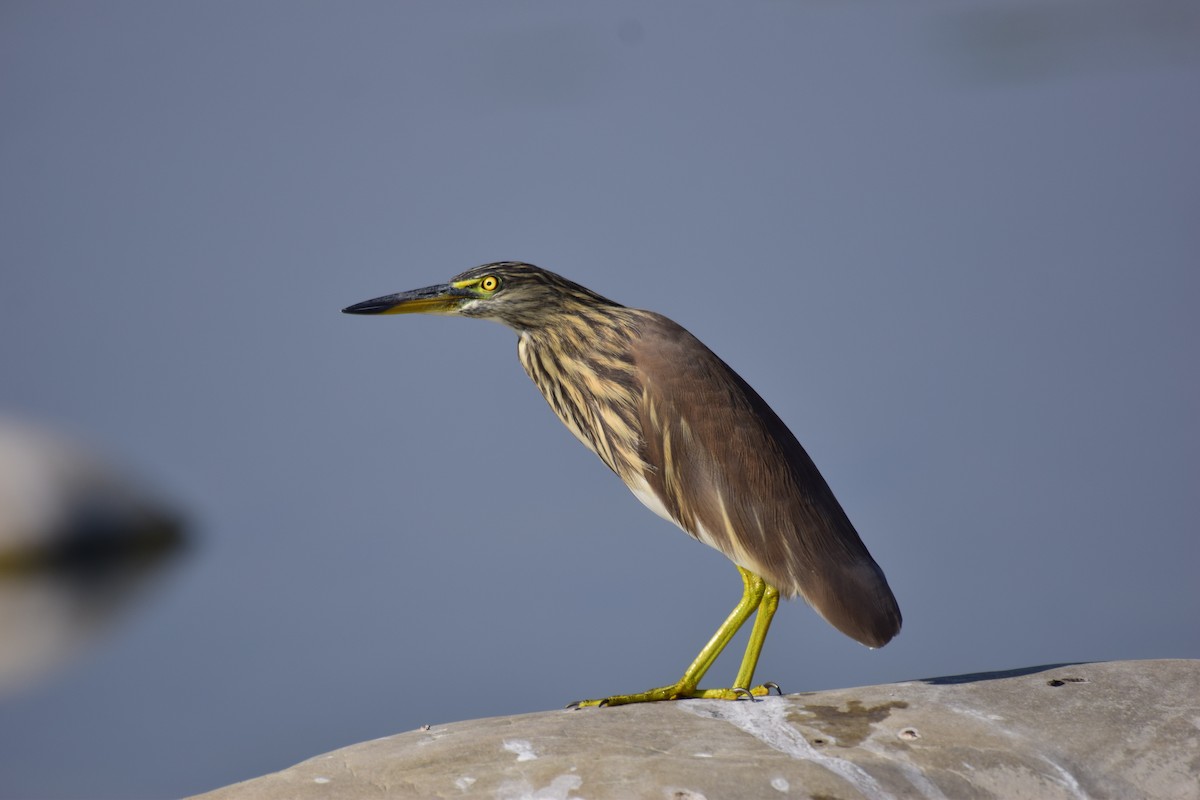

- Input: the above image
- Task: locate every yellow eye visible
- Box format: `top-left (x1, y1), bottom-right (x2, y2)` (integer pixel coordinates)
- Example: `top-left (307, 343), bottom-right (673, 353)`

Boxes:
top-left (480, 275), bottom-right (500, 292)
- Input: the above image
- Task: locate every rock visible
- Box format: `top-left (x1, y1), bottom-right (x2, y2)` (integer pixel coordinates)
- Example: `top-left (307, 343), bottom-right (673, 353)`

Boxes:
top-left (189, 659), bottom-right (1199, 800)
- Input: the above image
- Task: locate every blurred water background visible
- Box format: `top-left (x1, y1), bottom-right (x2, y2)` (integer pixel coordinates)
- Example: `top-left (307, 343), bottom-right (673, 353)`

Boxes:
top-left (1, 2), bottom-right (1197, 797)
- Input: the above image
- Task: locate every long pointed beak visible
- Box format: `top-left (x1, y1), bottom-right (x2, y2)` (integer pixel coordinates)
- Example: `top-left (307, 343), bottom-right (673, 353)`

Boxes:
top-left (342, 283), bottom-right (473, 316)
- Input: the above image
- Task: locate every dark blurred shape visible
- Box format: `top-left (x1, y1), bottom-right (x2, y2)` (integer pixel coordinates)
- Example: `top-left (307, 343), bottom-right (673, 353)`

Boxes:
top-left (0, 418), bottom-right (188, 694)
top-left (936, 0), bottom-right (1200, 83)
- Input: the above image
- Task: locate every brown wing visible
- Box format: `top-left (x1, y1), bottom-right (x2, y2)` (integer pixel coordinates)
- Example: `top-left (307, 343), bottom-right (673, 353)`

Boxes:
top-left (631, 312), bottom-right (901, 648)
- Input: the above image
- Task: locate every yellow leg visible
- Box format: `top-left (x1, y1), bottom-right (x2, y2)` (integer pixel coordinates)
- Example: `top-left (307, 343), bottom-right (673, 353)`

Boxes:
top-left (677, 567), bottom-right (764, 684)
top-left (570, 567), bottom-right (781, 708)
top-left (733, 584), bottom-right (779, 689)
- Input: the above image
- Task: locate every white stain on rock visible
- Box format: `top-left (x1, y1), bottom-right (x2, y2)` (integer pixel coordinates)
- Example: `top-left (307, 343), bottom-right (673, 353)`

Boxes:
top-left (454, 775), bottom-right (476, 791)
top-left (679, 699), bottom-right (893, 800)
top-left (860, 739), bottom-right (947, 800)
top-left (496, 773), bottom-right (582, 800)
top-left (945, 703), bottom-right (1085, 800)
top-left (770, 776), bottom-right (789, 792)
top-left (502, 739), bottom-right (538, 762)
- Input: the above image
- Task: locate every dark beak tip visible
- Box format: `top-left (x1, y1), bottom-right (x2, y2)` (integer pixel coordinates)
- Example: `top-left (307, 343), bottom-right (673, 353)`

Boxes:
top-left (342, 300), bottom-right (386, 315)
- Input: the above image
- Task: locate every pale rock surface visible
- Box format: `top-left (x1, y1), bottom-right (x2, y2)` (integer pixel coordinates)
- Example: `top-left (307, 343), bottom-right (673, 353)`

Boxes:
top-left (191, 659), bottom-right (1200, 800)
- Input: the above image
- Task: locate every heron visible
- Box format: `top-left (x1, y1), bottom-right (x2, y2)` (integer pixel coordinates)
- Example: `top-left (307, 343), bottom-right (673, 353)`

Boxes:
top-left (343, 262), bottom-right (900, 707)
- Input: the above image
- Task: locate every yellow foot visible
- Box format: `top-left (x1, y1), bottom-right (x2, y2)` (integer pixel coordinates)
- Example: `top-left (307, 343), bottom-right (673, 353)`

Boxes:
top-left (568, 682), bottom-right (781, 708)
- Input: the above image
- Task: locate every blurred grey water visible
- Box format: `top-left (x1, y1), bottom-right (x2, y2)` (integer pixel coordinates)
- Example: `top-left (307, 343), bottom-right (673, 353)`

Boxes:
top-left (1, 2), bottom-right (1197, 797)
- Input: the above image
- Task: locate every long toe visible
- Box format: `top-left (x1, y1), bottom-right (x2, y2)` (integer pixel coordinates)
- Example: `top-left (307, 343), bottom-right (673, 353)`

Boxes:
top-left (568, 681), bottom-right (784, 707)
top-left (567, 683), bottom-right (695, 708)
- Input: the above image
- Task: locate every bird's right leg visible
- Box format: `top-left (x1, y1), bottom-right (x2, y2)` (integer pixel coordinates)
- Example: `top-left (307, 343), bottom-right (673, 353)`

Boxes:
top-left (569, 566), bottom-right (765, 707)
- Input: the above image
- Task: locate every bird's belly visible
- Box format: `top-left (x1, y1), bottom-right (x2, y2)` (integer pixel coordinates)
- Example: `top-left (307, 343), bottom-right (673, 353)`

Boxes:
top-left (626, 473), bottom-right (771, 579)
top-left (626, 474), bottom-right (676, 526)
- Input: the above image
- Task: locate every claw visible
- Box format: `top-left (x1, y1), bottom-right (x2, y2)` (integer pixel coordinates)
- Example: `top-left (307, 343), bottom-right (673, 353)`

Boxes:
top-left (764, 681), bottom-right (782, 695)
top-left (567, 696), bottom-right (632, 709)
top-left (732, 687), bottom-right (757, 702)
top-left (566, 699), bottom-right (602, 710)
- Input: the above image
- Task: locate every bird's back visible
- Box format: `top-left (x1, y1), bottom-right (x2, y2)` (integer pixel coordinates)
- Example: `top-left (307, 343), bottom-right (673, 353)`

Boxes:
top-left (627, 312), bottom-right (901, 648)
top-left (518, 307), bottom-right (901, 649)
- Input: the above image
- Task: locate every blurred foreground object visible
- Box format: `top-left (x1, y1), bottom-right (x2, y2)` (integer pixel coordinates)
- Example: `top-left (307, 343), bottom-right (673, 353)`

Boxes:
top-left (0, 418), bottom-right (186, 694)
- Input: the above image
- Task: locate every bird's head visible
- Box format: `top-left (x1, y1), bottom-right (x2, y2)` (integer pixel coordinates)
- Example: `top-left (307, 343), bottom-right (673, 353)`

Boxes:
top-left (342, 262), bottom-right (621, 331)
